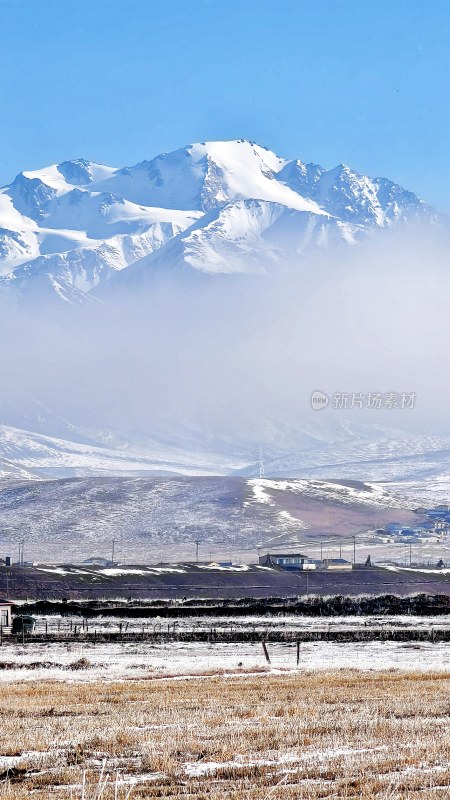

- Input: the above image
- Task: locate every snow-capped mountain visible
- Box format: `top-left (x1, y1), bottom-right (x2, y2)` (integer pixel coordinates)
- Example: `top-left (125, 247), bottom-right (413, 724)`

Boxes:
top-left (107, 199), bottom-right (359, 287)
top-left (278, 161), bottom-right (428, 225)
top-left (3, 420), bottom-right (450, 506)
top-left (0, 140), bottom-right (438, 305)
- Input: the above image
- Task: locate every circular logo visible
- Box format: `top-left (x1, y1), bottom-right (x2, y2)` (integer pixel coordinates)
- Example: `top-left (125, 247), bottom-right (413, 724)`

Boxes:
top-left (311, 390), bottom-right (329, 411)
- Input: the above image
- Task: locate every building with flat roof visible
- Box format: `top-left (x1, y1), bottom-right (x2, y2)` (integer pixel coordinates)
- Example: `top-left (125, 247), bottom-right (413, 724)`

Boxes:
top-left (258, 553), bottom-right (316, 570)
top-left (322, 558), bottom-right (353, 570)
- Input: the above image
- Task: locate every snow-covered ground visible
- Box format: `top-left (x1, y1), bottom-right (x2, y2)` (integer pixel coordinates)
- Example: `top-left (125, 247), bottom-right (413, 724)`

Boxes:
top-left (0, 473), bottom-right (419, 563)
top-left (26, 613), bottom-right (450, 636)
top-left (0, 424), bottom-right (234, 478)
top-left (247, 477), bottom-right (411, 510)
top-left (1, 638), bottom-right (450, 683)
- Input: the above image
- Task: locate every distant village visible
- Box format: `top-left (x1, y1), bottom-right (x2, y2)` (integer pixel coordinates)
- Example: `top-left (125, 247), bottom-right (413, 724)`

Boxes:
top-left (259, 504), bottom-right (450, 573)
top-left (370, 504), bottom-right (450, 546)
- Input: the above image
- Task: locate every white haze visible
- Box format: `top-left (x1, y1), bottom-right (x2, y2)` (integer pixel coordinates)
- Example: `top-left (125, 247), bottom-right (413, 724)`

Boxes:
top-left (1, 223), bottom-right (450, 454)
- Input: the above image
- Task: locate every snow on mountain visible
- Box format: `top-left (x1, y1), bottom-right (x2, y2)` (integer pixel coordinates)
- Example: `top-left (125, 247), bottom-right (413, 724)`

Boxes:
top-left (0, 193), bottom-right (40, 272)
top-left (0, 158), bottom-right (201, 299)
top-left (0, 157), bottom-right (201, 286)
top-left (92, 140), bottom-right (327, 214)
top-left (56, 159), bottom-right (117, 187)
top-left (279, 160), bottom-right (432, 226)
top-left (33, 189), bottom-right (200, 240)
top-left (0, 140), bottom-right (439, 304)
top-left (177, 199), bottom-right (355, 272)
top-left (2, 418), bottom-right (450, 501)
top-left (0, 227), bottom-right (38, 272)
top-left (0, 472), bottom-right (417, 565)
top-left (109, 199), bottom-right (359, 286)
top-left (6, 160), bottom-right (117, 214)
top-left (0, 424), bottom-right (238, 478)
top-left (247, 477), bottom-right (411, 511)
top-left (0, 221), bottom-right (190, 304)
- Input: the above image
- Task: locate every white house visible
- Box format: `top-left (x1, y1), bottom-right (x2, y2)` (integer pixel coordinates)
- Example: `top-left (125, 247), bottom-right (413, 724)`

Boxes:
top-left (259, 553), bottom-right (316, 570)
top-left (414, 534), bottom-right (441, 544)
top-left (0, 600), bottom-right (12, 632)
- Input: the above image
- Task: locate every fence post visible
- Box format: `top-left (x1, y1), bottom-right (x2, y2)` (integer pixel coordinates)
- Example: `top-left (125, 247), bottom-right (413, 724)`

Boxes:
top-left (262, 641), bottom-right (271, 664)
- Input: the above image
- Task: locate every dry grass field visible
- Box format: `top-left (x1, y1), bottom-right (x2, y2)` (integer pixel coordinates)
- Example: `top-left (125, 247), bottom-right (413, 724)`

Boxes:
top-left (0, 670), bottom-right (449, 798)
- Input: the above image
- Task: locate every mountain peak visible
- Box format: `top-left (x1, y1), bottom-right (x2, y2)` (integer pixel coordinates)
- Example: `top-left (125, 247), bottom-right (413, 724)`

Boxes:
top-left (91, 139), bottom-right (323, 215)
top-left (0, 138), bottom-right (440, 304)
top-left (57, 159), bottom-right (95, 186)
top-left (327, 163), bottom-right (354, 177)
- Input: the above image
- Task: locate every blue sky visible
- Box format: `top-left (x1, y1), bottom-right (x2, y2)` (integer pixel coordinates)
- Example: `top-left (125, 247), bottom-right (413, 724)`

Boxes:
top-left (1, 0), bottom-right (449, 208)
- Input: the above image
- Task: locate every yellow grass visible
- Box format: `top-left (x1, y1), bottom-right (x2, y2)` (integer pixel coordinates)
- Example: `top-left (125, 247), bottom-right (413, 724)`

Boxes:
top-left (0, 670), bottom-right (449, 798)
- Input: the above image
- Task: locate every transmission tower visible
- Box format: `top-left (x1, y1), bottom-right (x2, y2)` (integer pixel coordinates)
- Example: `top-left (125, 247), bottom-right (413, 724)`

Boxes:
top-left (258, 446), bottom-right (265, 479)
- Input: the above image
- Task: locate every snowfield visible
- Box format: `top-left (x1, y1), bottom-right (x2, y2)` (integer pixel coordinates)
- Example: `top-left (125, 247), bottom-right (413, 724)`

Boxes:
top-left (1, 638), bottom-right (450, 683)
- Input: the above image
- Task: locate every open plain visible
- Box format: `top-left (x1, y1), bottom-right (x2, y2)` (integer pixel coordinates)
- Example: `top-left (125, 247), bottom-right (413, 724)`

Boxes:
top-left (0, 670), bottom-right (450, 798)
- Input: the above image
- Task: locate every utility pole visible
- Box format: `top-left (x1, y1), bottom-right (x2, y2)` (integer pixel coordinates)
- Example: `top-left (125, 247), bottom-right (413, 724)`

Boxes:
top-left (353, 536), bottom-right (356, 565)
top-left (320, 541), bottom-right (323, 562)
top-left (409, 541), bottom-right (412, 567)
top-left (339, 543), bottom-right (342, 559)
top-left (306, 569), bottom-right (309, 596)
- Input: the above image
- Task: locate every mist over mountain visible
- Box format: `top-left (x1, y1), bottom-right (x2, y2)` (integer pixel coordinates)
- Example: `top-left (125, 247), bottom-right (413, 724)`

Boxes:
top-left (0, 140), bottom-right (449, 485)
